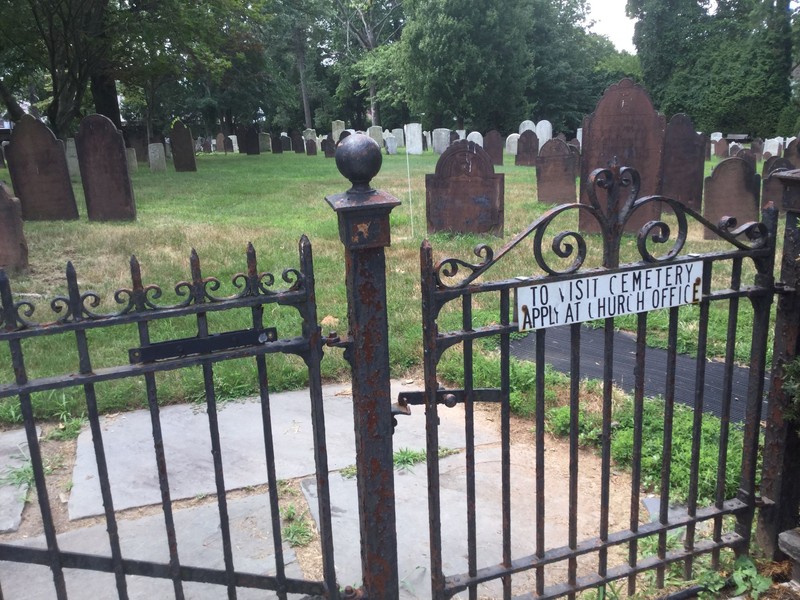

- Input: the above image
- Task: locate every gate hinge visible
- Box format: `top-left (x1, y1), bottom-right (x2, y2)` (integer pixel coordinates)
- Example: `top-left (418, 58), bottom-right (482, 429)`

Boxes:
top-left (774, 281), bottom-right (796, 295)
top-left (342, 585), bottom-right (367, 599)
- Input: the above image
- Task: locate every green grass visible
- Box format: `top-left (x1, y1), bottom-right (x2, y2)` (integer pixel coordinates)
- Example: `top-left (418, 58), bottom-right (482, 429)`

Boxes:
top-left (0, 150), bottom-right (779, 423)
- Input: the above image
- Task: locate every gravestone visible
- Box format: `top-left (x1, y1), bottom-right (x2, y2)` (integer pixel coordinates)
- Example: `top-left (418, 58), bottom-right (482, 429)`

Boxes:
top-left (5, 114), bottom-right (78, 220)
top-left (432, 128), bottom-right (450, 154)
top-left (764, 137), bottom-right (782, 158)
top-left (259, 133), bottom-right (271, 153)
top-left (170, 120), bottom-right (197, 172)
top-left (515, 130), bottom-right (539, 166)
top-left (426, 140), bottom-right (504, 236)
top-left (536, 138), bottom-right (577, 204)
top-left (164, 140), bottom-right (173, 159)
top-left (391, 128), bottom-right (405, 147)
top-left (519, 120), bottom-right (536, 134)
top-left (367, 126), bottom-right (383, 147)
top-left (331, 120), bottom-right (345, 143)
top-left (224, 136), bottom-right (235, 153)
top-left (710, 132), bottom-right (723, 142)
top-left (65, 138), bottom-right (80, 179)
top-left (729, 143), bottom-right (742, 157)
top-left (484, 130), bottom-right (503, 166)
top-left (291, 131), bottom-right (304, 154)
top-left (449, 131), bottom-right (460, 144)
top-left (535, 120), bottom-right (553, 144)
top-left (405, 123), bottom-right (423, 155)
top-left (236, 126), bottom-right (247, 153)
top-left (229, 135), bottom-right (240, 153)
top-left (305, 139), bottom-right (317, 155)
top-left (244, 125), bottom-right (260, 155)
top-left (385, 134), bottom-right (397, 155)
top-left (148, 143), bottom-right (166, 172)
top-left (761, 157), bottom-right (794, 208)
top-left (763, 152), bottom-right (772, 161)
top-left (202, 139), bottom-right (212, 153)
top-left (75, 114), bottom-right (136, 221)
top-left (271, 134), bottom-right (283, 154)
top-left (281, 134), bottom-right (292, 152)
top-left (0, 182), bottom-right (28, 272)
top-left (576, 127), bottom-right (583, 147)
top-left (661, 113), bottom-right (705, 213)
top-left (568, 142), bottom-right (581, 174)
top-left (714, 138), bottom-right (729, 159)
top-left (784, 137), bottom-right (800, 169)
top-left (505, 133), bottom-right (520, 156)
top-left (579, 78), bottom-right (665, 234)
top-left (215, 133), bottom-right (226, 153)
top-left (303, 128), bottom-right (317, 141)
top-left (736, 148), bottom-right (756, 172)
top-left (466, 131), bottom-right (484, 147)
top-left (703, 158), bottom-right (760, 240)
top-left (126, 148), bottom-right (138, 174)
top-left (323, 136), bottom-right (335, 158)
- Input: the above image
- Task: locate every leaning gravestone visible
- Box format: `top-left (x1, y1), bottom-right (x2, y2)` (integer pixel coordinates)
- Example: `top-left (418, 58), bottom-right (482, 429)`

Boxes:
top-left (703, 157), bottom-right (760, 240)
top-left (535, 120), bottom-right (553, 144)
top-left (761, 157), bottom-right (794, 208)
top-left (126, 148), bottom-right (138, 174)
top-left (484, 130), bottom-right (503, 166)
top-left (216, 133), bottom-right (226, 154)
top-left (0, 182), bottom-right (28, 272)
top-left (65, 138), bottom-right (81, 179)
top-left (391, 128), bottom-right (405, 147)
top-left (784, 137), bottom-right (800, 169)
top-left (579, 78), bottom-right (665, 234)
top-left (367, 126), bottom-right (383, 147)
top-left (519, 120), bottom-right (536, 134)
top-left (384, 134), bottom-right (398, 155)
top-left (505, 133), bottom-right (520, 156)
top-left (259, 133), bottom-right (271, 153)
top-left (466, 131), bottom-right (484, 147)
top-left (661, 113), bottom-right (705, 213)
top-left (714, 138), bottom-right (729, 159)
top-left (432, 128), bottom-right (450, 154)
top-left (170, 120), bottom-right (197, 172)
top-left (426, 140), bottom-right (504, 236)
top-left (405, 123), bottom-right (423, 155)
top-left (331, 120), bottom-right (345, 143)
top-left (291, 131), bottom-right (304, 154)
top-left (536, 138), bottom-right (577, 204)
top-left (244, 125), bottom-right (260, 155)
top-left (515, 130), bottom-right (539, 166)
top-left (305, 139), bottom-right (317, 156)
top-left (75, 114), bottom-right (136, 221)
top-left (6, 114), bottom-right (78, 220)
top-left (148, 143), bottom-right (167, 172)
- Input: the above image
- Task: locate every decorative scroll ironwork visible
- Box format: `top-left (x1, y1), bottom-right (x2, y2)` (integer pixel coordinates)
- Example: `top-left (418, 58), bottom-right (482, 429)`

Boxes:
top-left (0, 242), bottom-right (307, 331)
top-left (434, 165), bottom-right (770, 289)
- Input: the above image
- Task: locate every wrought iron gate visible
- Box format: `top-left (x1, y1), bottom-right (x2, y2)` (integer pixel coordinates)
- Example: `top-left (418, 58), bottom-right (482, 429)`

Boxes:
top-left (407, 165), bottom-right (778, 599)
top-left (0, 238), bottom-right (339, 599)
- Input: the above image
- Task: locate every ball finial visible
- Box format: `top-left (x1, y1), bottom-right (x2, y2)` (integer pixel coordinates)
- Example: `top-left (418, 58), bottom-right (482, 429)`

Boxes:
top-left (335, 133), bottom-right (382, 193)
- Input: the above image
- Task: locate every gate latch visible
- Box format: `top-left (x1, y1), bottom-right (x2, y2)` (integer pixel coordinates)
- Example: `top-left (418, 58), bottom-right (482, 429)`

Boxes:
top-left (129, 327), bottom-right (277, 364)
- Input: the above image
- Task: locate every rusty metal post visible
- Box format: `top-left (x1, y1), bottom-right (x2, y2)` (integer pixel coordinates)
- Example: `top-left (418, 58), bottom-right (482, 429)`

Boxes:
top-left (325, 134), bottom-right (401, 598)
top-left (757, 170), bottom-right (800, 558)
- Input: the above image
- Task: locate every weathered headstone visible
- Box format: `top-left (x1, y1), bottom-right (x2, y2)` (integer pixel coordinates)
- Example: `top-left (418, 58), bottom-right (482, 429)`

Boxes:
top-left (6, 114), bottom-right (78, 220)
top-left (423, 131), bottom-right (430, 151)
top-left (703, 158), bottom-right (760, 240)
top-left (536, 138), bottom-right (577, 204)
top-left (714, 138), bottom-right (729, 159)
top-left (466, 131), bottom-right (483, 147)
top-left (170, 120), bottom-right (197, 172)
top-left (751, 138), bottom-right (764, 160)
top-left (391, 128), bottom-right (405, 147)
top-left (0, 182), bottom-right (28, 272)
top-left (385, 134), bottom-right (398, 155)
top-left (484, 130), bottom-right (503, 166)
top-left (244, 125), bottom-right (260, 155)
top-left (323, 135), bottom-right (335, 158)
top-left (65, 138), bottom-right (81, 179)
top-left (367, 125), bottom-right (383, 147)
top-left (764, 137), bottom-right (782, 158)
top-left (202, 139), bottom-right (212, 153)
top-left (270, 134), bottom-right (283, 154)
top-left (519, 120), bottom-right (536, 134)
top-left (515, 130), bottom-right (539, 166)
top-left (556, 132), bottom-right (567, 142)
top-left (535, 120), bottom-right (553, 144)
top-left (280, 134), bottom-right (292, 152)
top-left (576, 127), bottom-right (583, 147)
top-left (661, 113), bottom-right (705, 212)
top-left (728, 143), bottom-right (742, 157)
top-left (305, 138), bottom-right (317, 155)
top-left (216, 133), bottom-right (226, 154)
top-left (505, 133), bottom-right (520, 156)
top-left (126, 147), bottom-right (138, 174)
top-left (736, 148), bottom-right (756, 172)
top-left (405, 123), bottom-right (423, 155)
top-left (579, 78), bottom-right (665, 234)
top-left (761, 157), bottom-right (794, 208)
top-left (432, 128), bottom-right (450, 154)
top-left (426, 140), bottom-right (504, 236)
top-left (303, 128), bottom-right (317, 141)
top-left (148, 143), bottom-right (167, 172)
top-left (784, 137), bottom-right (800, 169)
top-left (224, 136), bottom-right (235, 153)
top-left (331, 120), bottom-right (345, 143)
top-left (75, 114), bottom-right (136, 221)
top-left (568, 138), bottom-right (581, 153)
top-left (763, 151), bottom-right (772, 161)
top-left (259, 133), bottom-right (271, 153)
top-left (291, 131), bottom-right (304, 154)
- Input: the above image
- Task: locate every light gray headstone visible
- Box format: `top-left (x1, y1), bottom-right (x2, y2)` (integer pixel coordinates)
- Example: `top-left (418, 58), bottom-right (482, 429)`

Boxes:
top-left (148, 143), bottom-right (166, 172)
top-left (405, 123), bottom-right (423, 155)
top-left (710, 132), bottom-right (723, 142)
top-left (367, 125), bottom-right (383, 147)
top-left (391, 128), bottom-right (405, 146)
top-left (126, 148), bottom-right (138, 174)
top-left (65, 138), bottom-right (80, 179)
top-left (519, 120), bottom-right (536, 134)
top-left (433, 128), bottom-right (451, 154)
top-left (228, 135), bottom-right (239, 153)
top-left (576, 128), bottom-right (583, 147)
top-left (331, 120), bottom-right (345, 142)
top-left (535, 120), bottom-right (553, 145)
top-left (385, 134), bottom-right (398, 155)
top-left (764, 138), bottom-right (782, 157)
top-left (302, 128), bottom-right (316, 141)
top-left (466, 131), bottom-right (484, 147)
top-left (505, 133), bottom-right (520, 155)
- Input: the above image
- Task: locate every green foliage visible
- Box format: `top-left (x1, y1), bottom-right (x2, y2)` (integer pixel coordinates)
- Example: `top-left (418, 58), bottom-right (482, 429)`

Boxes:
top-left (280, 503), bottom-right (314, 547)
top-left (730, 556), bottom-right (772, 600)
top-left (545, 404), bottom-right (602, 446)
top-left (781, 356), bottom-right (800, 424)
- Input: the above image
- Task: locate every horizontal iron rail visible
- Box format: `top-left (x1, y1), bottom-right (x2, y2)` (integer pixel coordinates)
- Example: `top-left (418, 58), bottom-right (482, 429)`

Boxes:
top-left (444, 498), bottom-right (747, 595)
top-left (397, 388), bottom-right (503, 406)
top-left (129, 327), bottom-right (278, 363)
top-left (0, 336), bottom-right (308, 399)
top-left (0, 544), bottom-right (326, 596)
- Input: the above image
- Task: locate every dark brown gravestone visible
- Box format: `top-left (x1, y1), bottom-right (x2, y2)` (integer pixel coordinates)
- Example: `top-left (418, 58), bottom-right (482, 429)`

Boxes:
top-left (75, 114), bottom-right (136, 221)
top-left (761, 157), bottom-right (794, 208)
top-left (272, 134), bottom-right (284, 154)
top-left (714, 138), bottom-right (729, 159)
top-left (305, 139), bottom-right (317, 155)
top-left (0, 182), bottom-right (28, 272)
top-left (579, 78), bottom-right (666, 234)
top-left (291, 131), bottom-right (304, 154)
top-left (736, 148), bottom-right (756, 172)
top-left (661, 113), bottom-right (705, 213)
top-left (223, 136), bottom-right (234, 153)
top-left (702, 157), bottom-right (760, 240)
top-left (536, 138), bottom-right (577, 204)
top-left (281, 134), bottom-right (292, 152)
top-left (484, 130), bottom-right (504, 166)
top-left (245, 125), bottom-right (260, 155)
top-left (323, 136), bottom-right (335, 158)
top-left (170, 120), bottom-right (197, 172)
top-left (236, 125), bottom-right (247, 154)
top-left (426, 140), bottom-right (504, 236)
top-left (515, 130), bottom-right (539, 166)
top-left (568, 143), bottom-right (581, 175)
top-left (216, 133), bottom-right (226, 153)
top-left (763, 155), bottom-right (793, 179)
top-left (6, 114), bottom-right (78, 220)
top-left (784, 137), bottom-right (800, 169)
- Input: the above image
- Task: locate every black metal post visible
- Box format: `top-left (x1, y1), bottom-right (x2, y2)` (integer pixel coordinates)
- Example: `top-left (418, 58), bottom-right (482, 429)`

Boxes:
top-left (325, 134), bottom-right (401, 599)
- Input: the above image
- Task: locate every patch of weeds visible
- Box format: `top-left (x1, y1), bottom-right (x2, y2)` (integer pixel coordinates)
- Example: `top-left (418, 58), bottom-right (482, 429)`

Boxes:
top-left (280, 503), bottom-right (313, 547)
top-left (0, 400), bottom-right (23, 425)
top-left (45, 394), bottom-right (86, 440)
top-left (339, 464), bottom-right (357, 479)
top-left (0, 458), bottom-right (35, 489)
top-left (730, 556), bottom-right (772, 600)
top-left (393, 447), bottom-right (427, 471)
top-left (546, 405), bottom-right (603, 446)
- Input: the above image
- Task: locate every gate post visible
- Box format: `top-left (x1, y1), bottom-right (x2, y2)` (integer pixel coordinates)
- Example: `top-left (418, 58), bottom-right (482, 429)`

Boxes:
top-left (325, 134), bottom-right (401, 598)
top-left (758, 171), bottom-right (800, 558)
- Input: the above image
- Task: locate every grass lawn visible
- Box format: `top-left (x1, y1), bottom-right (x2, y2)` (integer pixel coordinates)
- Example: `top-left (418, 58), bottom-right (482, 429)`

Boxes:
top-left (0, 149), bottom-right (775, 422)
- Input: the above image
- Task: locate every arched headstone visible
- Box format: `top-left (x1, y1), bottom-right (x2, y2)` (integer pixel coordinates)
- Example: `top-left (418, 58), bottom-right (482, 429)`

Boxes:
top-left (515, 130), bottom-right (539, 166)
top-left (714, 139), bottom-right (729, 159)
top-left (535, 120), bottom-right (553, 144)
top-left (519, 120), bottom-right (535, 134)
top-left (466, 131), bottom-right (483, 147)
top-left (484, 130), bottom-right (503, 166)
top-left (784, 137), bottom-right (800, 169)
top-left (703, 158), bottom-right (760, 240)
top-left (536, 138), bottom-right (577, 204)
top-left (505, 133), bottom-right (519, 155)
top-left (761, 157), bottom-right (794, 208)
top-left (305, 138), bottom-right (318, 155)
top-left (405, 123), bottom-right (423, 155)
top-left (432, 128), bottom-right (450, 154)
top-left (216, 133), bottom-right (226, 154)
top-left (331, 120), bottom-right (345, 143)
top-left (170, 120), bottom-right (197, 172)
top-left (662, 113), bottom-right (705, 213)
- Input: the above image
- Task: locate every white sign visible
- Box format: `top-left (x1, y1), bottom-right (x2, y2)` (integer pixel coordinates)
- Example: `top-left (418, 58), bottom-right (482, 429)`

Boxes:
top-left (517, 261), bottom-right (704, 331)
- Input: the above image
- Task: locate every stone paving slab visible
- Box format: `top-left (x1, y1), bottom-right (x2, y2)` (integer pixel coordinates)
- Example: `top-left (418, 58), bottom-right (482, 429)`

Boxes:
top-left (0, 493), bottom-right (301, 599)
top-left (0, 427), bottom-right (40, 533)
top-left (69, 382), bottom-right (498, 520)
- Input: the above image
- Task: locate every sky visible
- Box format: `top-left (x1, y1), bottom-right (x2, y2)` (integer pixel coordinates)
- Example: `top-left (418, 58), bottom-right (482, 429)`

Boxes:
top-left (587, 0), bottom-right (637, 54)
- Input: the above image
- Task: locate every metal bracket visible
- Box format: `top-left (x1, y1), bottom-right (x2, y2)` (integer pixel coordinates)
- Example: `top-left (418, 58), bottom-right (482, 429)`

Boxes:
top-left (396, 388), bottom-right (503, 410)
top-left (129, 327), bottom-right (277, 364)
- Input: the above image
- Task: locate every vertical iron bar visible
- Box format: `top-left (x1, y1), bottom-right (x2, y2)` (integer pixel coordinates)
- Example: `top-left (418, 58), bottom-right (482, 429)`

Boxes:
top-left (535, 328), bottom-right (546, 596)
top-left (598, 317), bottom-right (614, 581)
top-left (500, 289), bottom-right (512, 599)
top-left (463, 293), bottom-right (477, 600)
top-left (567, 323), bottom-right (580, 600)
top-left (627, 312), bottom-right (647, 596)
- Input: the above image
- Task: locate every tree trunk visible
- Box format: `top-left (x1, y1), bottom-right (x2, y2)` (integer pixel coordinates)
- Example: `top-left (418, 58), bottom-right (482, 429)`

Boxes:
top-left (91, 71), bottom-right (122, 129)
top-left (294, 28), bottom-right (313, 129)
top-left (369, 80), bottom-right (380, 127)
